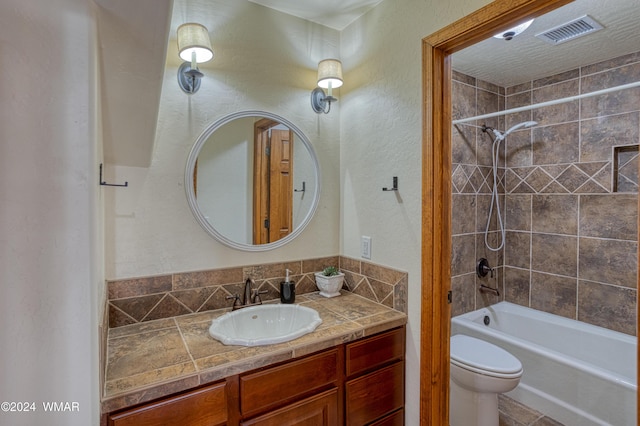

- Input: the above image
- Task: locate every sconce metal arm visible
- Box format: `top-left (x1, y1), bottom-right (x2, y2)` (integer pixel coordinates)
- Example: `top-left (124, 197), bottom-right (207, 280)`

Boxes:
top-left (311, 87), bottom-right (336, 114)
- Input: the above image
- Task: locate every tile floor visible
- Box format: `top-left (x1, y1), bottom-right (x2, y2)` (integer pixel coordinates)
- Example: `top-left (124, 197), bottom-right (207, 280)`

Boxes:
top-left (499, 395), bottom-right (565, 426)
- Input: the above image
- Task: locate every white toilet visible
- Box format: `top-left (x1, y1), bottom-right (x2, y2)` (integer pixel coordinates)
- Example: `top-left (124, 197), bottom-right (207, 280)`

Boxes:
top-left (449, 334), bottom-right (523, 426)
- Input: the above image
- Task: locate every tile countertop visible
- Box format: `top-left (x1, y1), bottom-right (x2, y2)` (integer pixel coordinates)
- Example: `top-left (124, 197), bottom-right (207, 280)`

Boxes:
top-left (102, 291), bottom-right (407, 413)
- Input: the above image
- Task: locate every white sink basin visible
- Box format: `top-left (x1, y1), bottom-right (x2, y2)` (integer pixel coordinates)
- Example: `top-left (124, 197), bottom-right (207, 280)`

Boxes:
top-left (209, 304), bottom-right (322, 346)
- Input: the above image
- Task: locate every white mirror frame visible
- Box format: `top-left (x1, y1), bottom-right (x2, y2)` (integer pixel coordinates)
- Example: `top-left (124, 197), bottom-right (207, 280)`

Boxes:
top-left (184, 110), bottom-right (321, 251)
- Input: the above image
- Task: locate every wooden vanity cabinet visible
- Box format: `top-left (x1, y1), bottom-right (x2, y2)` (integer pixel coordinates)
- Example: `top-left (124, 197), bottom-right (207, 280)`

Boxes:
top-left (240, 388), bottom-right (338, 426)
top-left (345, 327), bottom-right (405, 425)
top-left (108, 381), bottom-right (228, 426)
top-left (239, 348), bottom-right (341, 421)
top-left (368, 409), bottom-right (405, 426)
top-left (107, 326), bottom-right (405, 426)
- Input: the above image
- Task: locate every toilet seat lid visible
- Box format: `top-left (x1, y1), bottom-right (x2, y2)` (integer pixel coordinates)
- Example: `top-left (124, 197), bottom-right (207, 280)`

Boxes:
top-left (450, 334), bottom-right (522, 376)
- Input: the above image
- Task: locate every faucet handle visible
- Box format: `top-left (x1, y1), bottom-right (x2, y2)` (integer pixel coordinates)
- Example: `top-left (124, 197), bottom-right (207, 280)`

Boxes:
top-left (226, 294), bottom-right (241, 308)
top-left (476, 258), bottom-right (494, 278)
top-left (251, 289), bottom-right (268, 304)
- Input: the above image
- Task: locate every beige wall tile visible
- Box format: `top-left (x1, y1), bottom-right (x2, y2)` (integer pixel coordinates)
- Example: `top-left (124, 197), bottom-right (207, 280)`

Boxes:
top-left (579, 238), bottom-right (638, 288)
top-left (108, 275), bottom-right (172, 299)
top-left (452, 194), bottom-right (476, 235)
top-left (503, 267), bottom-right (530, 306)
top-left (530, 272), bottom-right (577, 319)
top-left (532, 122), bottom-right (579, 165)
top-left (580, 194), bottom-right (638, 240)
top-left (505, 231), bottom-right (530, 270)
top-left (578, 281), bottom-right (637, 335)
top-left (505, 195), bottom-right (531, 231)
top-left (532, 195), bottom-right (578, 235)
top-left (451, 273), bottom-right (476, 317)
top-left (533, 69), bottom-right (579, 88)
top-left (451, 234), bottom-right (476, 277)
top-left (532, 234), bottom-right (577, 277)
top-left (580, 112), bottom-right (640, 162)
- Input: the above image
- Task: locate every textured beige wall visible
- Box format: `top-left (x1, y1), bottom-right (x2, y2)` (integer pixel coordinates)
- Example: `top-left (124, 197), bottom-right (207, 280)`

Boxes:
top-left (105, 0), bottom-right (495, 423)
top-left (0, 0), bottom-right (102, 425)
top-left (339, 0), bottom-right (493, 422)
top-left (105, 3), bottom-right (342, 279)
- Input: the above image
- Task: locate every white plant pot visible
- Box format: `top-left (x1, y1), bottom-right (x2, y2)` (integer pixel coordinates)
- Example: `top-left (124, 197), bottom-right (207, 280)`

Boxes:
top-left (314, 272), bottom-right (345, 298)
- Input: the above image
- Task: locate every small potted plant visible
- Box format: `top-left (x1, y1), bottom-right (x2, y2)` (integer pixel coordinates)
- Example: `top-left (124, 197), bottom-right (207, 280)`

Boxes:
top-left (314, 266), bottom-right (345, 298)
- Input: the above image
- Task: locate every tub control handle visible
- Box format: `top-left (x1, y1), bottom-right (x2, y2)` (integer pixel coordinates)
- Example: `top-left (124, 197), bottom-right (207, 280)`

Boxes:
top-left (477, 258), bottom-right (493, 278)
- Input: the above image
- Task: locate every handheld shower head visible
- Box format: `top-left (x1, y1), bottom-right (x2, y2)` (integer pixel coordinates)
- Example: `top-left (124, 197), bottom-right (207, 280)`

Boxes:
top-left (480, 120), bottom-right (537, 252)
top-left (503, 121), bottom-right (538, 137)
top-left (489, 120), bottom-right (538, 141)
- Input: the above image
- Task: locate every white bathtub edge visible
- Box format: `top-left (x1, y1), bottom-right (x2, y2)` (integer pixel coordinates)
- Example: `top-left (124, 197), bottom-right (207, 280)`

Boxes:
top-left (508, 383), bottom-right (610, 426)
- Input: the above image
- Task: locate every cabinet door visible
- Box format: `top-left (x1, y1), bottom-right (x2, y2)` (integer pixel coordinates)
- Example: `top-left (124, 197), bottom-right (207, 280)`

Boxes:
top-left (109, 382), bottom-right (227, 426)
top-left (241, 388), bottom-right (338, 426)
top-left (346, 362), bottom-right (404, 426)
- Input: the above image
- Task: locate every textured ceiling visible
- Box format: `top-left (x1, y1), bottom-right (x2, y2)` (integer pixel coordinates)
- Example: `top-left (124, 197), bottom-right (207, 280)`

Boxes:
top-left (451, 0), bottom-right (640, 87)
top-left (251, 0), bottom-right (640, 86)
top-left (247, 0), bottom-right (383, 30)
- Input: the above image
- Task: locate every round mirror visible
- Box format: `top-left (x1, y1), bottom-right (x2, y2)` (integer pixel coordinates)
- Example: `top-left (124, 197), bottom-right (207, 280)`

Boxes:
top-left (185, 111), bottom-right (321, 251)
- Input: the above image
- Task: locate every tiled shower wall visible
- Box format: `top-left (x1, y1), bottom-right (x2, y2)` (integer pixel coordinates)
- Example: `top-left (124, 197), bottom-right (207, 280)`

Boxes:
top-left (106, 256), bottom-right (408, 328)
top-left (452, 51), bottom-right (640, 335)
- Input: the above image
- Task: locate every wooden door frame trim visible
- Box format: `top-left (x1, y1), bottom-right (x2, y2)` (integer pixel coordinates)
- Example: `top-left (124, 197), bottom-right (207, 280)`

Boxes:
top-left (420, 0), bottom-right (575, 424)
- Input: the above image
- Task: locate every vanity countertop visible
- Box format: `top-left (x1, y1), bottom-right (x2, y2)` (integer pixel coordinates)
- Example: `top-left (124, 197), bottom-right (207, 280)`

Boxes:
top-left (102, 291), bottom-right (407, 413)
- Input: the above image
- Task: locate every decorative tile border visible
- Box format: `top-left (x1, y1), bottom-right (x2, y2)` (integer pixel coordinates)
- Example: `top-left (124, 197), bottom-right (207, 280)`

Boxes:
top-left (452, 162), bottom-right (620, 195)
top-left (106, 256), bottom-right (408, 328)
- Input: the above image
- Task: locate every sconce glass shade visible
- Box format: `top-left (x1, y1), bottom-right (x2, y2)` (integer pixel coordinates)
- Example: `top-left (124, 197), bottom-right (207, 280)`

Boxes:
top-left (177, 23), bottom-right (213, 63)
top-left (317, 59), bottom-right (343, 89)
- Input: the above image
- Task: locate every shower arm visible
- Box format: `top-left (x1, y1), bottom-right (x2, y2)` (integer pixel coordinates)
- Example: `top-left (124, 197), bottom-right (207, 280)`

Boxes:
top-left (481, 121), bottom-right (537, 141)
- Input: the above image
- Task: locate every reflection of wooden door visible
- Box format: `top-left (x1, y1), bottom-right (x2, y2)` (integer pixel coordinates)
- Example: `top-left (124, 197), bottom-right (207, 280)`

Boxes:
top-left (253, 120), bottom-right (294, 244)
top-left (268, 129), bottom-right (293, 242)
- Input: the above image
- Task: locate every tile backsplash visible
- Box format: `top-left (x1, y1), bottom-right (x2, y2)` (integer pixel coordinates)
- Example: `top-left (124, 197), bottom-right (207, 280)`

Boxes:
top-left (106, 256), bottom-right (408, 328)
top-left (451, 50), bottom-right (639, 335)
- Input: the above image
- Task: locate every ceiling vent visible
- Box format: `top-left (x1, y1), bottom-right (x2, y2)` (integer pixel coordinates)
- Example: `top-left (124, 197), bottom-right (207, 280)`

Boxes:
top-left (535, 15), bottom-right (603, 45)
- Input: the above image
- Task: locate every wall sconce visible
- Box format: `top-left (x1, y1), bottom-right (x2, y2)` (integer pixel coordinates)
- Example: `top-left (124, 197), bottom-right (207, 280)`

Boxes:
top-left (177, 23), bottom-right (213, 94)
top-left (311, 59), bottom-right (343, 114)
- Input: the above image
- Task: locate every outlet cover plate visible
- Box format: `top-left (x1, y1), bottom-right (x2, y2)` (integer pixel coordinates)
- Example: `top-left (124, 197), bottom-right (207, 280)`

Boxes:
top-left (361, 236), bottom-right (371, 259)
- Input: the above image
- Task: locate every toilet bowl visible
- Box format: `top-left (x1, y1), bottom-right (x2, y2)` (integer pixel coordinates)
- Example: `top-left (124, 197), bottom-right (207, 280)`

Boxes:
top-left (450, 334), bottom-right (523, 426)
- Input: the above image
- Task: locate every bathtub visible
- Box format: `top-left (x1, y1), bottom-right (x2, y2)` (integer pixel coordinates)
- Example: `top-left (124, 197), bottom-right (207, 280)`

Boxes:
top-left (451, 302), bottom-right (637, 426)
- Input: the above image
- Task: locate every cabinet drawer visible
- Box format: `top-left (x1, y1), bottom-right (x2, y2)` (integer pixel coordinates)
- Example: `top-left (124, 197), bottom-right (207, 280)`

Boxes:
top-left (240, 388), bottom-right (338, 426)
top-left (240, 348), bottom-right (338, 417)
top-left (109, 382), bottom-right (227, 426)
top-left (369, 408), bottom-right (404, 426)
top-left (346, 327), bottom-right (404, 377)
top-left (346, 362), bottom-right (404, 426)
